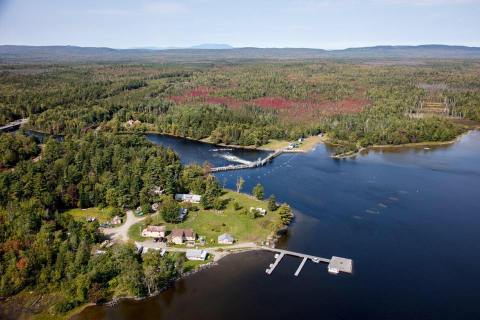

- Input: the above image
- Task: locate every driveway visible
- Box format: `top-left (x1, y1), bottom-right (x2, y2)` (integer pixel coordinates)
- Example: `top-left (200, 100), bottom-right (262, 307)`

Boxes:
top-left (102, 210), bottom-right (145, 242)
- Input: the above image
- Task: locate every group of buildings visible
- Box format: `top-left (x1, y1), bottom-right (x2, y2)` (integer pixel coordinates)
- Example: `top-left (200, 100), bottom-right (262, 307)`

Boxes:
top-left (139, 193), bottom-right (236, 261)
top-left (141, 225), bottom-right (235, 246)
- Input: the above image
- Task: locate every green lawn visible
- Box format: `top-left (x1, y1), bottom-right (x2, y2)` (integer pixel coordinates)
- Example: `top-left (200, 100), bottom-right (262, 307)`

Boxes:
top-left (183, 254), bottom-right (214, 272)
top-left (129, 190), bottom-right (283, 246)
top-left (128, 222), bottom-right (146, 242)
top-left (65, 207), bottom-right (115, 223)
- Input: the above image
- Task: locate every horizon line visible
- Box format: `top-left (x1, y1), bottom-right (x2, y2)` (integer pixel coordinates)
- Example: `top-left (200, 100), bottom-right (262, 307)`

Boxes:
top-left (1, 43), bottom-right (480, 51)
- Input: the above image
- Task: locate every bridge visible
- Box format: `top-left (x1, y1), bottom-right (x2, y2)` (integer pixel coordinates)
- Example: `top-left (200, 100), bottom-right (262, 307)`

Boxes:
top-left (210, 148), bottom-right (301, 172)
top-left (0, 118), bottom-right (28, 132)
top-left (261, 247), bottom-right (353, 277)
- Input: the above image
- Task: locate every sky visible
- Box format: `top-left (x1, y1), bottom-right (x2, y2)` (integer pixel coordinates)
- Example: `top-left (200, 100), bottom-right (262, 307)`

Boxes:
top-left (0, 0), bottom-right (479, 49)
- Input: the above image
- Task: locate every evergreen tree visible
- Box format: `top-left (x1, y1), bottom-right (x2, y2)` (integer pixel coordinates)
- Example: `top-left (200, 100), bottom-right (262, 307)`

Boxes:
top-left (252, 183), bottom-right (264, 200)
top-left (268, 195), bottom-right (277, 211)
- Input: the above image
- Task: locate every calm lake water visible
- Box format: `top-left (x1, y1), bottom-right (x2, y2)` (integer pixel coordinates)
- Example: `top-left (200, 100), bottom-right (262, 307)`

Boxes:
top-left (76, 131), bottom-right (480, 320)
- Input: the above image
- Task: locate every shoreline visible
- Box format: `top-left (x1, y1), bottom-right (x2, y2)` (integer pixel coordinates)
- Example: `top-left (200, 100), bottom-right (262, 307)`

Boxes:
top-left (70, 246), bottom-right (268, 319)
top-left (329, 130), bottom-right (473, 159)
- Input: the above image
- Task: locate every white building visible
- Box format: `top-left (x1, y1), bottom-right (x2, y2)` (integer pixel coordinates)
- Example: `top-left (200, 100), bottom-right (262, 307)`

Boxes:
top-left (186, 249), bottom-right (208, 261)
top-left (250, 207), bottom-right (267, 216)
top-left (141, 225), bottom-right (166, 238)
top-left (175, 193), bottom-right (201, 203)
top-left (218, 233), bottom-right (234, 245)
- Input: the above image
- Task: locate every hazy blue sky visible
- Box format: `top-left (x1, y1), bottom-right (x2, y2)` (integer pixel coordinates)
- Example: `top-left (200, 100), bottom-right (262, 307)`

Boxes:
top-left (0, 0), bottom-right (479, 49)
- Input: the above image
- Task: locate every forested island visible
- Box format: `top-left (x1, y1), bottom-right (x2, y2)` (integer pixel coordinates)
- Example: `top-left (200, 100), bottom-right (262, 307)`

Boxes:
top-left (1, 56), bottom-right (479, 318)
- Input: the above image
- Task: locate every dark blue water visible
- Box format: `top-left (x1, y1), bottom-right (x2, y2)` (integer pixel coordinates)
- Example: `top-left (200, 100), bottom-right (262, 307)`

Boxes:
top-left (76, 131), bottom-right (480, 320)
top-left (146, 134), bottom-right (271, 167)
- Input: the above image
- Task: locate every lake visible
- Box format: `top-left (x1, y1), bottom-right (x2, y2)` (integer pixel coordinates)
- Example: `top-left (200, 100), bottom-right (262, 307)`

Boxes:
top-left (75, 131), bottom-right (480, 320)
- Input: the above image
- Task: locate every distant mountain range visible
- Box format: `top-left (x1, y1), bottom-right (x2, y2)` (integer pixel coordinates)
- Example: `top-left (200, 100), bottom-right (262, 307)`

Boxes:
top-left (130, 43), bottom-right (234, 50)
top-left (1, 44), bottom-right (479, 62)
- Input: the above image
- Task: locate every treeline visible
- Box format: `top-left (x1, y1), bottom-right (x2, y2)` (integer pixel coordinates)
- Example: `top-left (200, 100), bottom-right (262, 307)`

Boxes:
top-left (152, 104), bottom-right (292, 146)
top-left (326, 85), bottom-right (464, 149)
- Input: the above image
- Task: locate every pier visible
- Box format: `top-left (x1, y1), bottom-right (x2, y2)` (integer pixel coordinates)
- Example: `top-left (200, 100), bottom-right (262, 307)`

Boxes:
top-left (0, 118), bottom-right (28, 132)
top-left (261, 247), bottom-right (353, 277)
top-left (210, 148), bottom-right (301, 172)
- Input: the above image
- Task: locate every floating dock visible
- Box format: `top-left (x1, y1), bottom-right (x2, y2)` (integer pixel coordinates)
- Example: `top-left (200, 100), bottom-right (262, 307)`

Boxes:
top-left (261, 247), bottom-right (353, 277)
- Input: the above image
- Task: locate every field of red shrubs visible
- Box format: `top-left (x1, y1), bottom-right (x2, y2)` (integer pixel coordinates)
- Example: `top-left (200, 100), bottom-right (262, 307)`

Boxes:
top-left (169, 86), bottom-right (368, 121)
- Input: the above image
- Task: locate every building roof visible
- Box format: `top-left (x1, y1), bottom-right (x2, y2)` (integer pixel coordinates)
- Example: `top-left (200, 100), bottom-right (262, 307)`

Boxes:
top-left (171, 229), bottom-right (184, 238)
top-left (183, 228), bottom-right (195, 238)
top-left (218, 233), bottom-right (234, 242)
top-left (144, 225), bottom-right (166, 233)
top-left (186, 249), bottom-right (207, 259)
top-left (171, 228), bottom-right (195, 238)
top-left (175, 193), bottom-right (201, 202)
top-left (328, 256), bottom-right (353, 274)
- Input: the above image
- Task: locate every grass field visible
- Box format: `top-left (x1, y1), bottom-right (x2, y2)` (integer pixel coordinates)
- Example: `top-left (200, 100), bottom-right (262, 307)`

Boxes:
top-left (129, 190), bottom-right (283, 245)
top-left (65, 207), bottom-right (115, 223)
top-left (183, 254), bottom-right (214, 272)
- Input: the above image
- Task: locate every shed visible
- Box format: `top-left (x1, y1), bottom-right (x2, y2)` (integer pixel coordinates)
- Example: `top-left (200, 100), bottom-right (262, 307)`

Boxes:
top-left (186, 249), bottom-right (208, 261)
top-left (218, 233), bottom-right (234, 245)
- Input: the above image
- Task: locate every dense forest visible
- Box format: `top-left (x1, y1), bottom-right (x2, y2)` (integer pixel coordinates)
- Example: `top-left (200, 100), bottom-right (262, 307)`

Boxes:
top-left (0, 133), bottom-right (216, 314)
top-left (1, 60), bottom-right (479, 150)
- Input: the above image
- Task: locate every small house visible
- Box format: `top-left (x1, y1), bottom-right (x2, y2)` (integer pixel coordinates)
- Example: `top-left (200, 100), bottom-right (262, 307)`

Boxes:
top-left (142, 225), bottom-right (166, 238)
top-left (218, 233), bottom-right (234, 245)
top-left (175, 193), bottom-right (201, 203)
top-left (171, 228), bottom-right (196, 245)
top-left (186, 249), bottom-right (208, 261)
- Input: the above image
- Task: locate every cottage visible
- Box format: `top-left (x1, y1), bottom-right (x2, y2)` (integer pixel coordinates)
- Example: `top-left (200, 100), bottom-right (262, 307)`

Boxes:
top-left (171, 228), bottom-right (196, 245)
top-left (218, 233), bottom-right (234, 245)
top-left (175, 193), bottom-right (201, 203)
top-left (250, 207), bottom-right (267, 216)
top-left (186, 249), bottom-right (208, 261)
top-left (111, 215), bottom-right (123, 225)
top-left (141, 225), bottom-right (166, 238)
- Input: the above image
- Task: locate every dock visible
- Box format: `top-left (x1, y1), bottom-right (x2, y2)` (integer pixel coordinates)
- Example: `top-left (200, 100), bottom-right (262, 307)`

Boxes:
top-left (294, 257), bottom-right (308, 276)
top-left (265, 252), bottom-right (285, 275)
top-left (211, 148), bottom-right (301, 172)
top-left (261, 247), bottom-right (353, 277)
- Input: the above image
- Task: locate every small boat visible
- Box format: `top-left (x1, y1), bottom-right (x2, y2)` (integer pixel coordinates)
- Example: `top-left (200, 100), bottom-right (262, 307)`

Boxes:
top-left (424, 147), bottom-right (431, 150)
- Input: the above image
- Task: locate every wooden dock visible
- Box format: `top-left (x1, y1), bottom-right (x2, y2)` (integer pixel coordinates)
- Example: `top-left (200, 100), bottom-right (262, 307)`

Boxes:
top-left (211, 148), bottom-right (294, 172)
top-left (261, 247), bottom-right (353, 277)
top-left (265, 252), bottom-right (285, 275)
